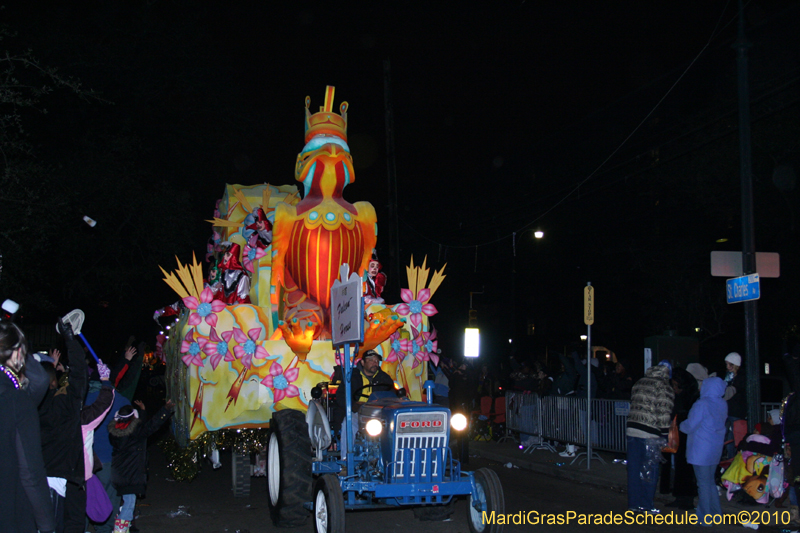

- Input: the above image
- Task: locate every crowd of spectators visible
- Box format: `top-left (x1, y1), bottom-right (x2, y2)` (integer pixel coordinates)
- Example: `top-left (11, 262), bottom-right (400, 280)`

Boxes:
top-left (441, 348), bottom-right (635, 403)
top-left (1, 313), bottom-right (170, 533)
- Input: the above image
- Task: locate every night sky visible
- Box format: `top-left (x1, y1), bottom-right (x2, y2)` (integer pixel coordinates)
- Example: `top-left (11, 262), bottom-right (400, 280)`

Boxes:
top-left (2, 1), bottom-right (799, 378)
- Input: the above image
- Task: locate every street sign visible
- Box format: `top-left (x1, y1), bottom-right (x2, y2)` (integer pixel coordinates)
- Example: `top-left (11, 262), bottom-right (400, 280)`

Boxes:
top-left (584, 284), bottom-right (594, 325)
top-left (331, 264), bottom-right (364, 346)
top-left (711, 251), bottom-right (780, 278)
top-left (726, 273), bottom-right (760, 304)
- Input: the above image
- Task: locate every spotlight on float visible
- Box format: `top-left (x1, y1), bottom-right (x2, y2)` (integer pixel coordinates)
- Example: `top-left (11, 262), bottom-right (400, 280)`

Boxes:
top-left (464, 328), bottom-right (480, 358)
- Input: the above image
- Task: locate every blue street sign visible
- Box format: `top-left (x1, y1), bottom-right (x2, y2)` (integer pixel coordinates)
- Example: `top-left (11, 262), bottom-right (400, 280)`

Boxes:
top-left (726, 273), bottom-right (760, 304)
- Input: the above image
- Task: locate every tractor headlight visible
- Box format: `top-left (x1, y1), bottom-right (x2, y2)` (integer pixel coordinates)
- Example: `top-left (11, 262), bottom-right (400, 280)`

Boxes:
top-left (451, 413), bottom-right (467, 431)
top-left (365, 418), bottom-right (383, 437)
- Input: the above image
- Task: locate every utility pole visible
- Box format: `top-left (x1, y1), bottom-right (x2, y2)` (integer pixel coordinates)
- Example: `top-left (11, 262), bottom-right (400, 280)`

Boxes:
top-left (735, 0), bottom-right (760, 431)
top-left (383, 60), bottom-right (402, 295)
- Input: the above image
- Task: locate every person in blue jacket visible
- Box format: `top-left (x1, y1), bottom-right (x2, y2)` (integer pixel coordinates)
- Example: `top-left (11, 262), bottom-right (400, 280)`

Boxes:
top-left (679, 376), bottom-right (727, 526)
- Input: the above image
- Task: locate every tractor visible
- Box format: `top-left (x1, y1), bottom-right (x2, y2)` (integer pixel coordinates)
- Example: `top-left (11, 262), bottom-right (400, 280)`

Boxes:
top-left (266, 343), bottom-right (505, 533)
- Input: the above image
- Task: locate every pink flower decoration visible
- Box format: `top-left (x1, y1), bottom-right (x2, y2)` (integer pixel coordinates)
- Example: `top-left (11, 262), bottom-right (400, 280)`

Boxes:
top-left (180, 330), bottom-right (207, 367)
top-left (261, 361), bottom-right (300, 402)
top-left (243, 243), bottom-right (268, 273)
top-left (395, 288), bottom-right (438, 328)
top-left (183, 287), bottom-right (226, 328)
top-left (386, 329), bottom-right (411, 363)
top-left (232, 327), bottom-right (269, 368)
top-left (414, 328), bottom-right (439, 368)
top-left (201, 327), bottom-right (234, 370)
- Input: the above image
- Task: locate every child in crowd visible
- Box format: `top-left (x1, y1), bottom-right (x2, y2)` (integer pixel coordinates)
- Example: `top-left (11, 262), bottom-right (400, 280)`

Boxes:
top-left (108, 399), bottom-right (174, 533)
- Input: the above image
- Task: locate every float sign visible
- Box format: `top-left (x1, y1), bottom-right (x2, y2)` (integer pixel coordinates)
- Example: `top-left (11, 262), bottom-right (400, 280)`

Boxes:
top-left (726, 273), bottom-right (760, 304)
top-left (331, 265), bottom-right (364, 346)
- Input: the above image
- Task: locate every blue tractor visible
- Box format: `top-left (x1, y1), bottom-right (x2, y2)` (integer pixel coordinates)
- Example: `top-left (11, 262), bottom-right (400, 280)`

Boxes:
top-left (265, 362), bottom-right (505, 533)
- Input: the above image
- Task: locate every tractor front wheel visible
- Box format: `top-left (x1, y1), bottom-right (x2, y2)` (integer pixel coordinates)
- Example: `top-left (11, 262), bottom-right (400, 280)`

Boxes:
top-left (467, 468), bottom-right (504, 533)
top-left (313, 474), bottom-right (345, 533)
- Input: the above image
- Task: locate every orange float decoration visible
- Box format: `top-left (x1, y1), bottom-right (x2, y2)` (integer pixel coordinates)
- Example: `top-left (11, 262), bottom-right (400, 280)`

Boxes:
top-left (159, 87), bottom-right (445, 451)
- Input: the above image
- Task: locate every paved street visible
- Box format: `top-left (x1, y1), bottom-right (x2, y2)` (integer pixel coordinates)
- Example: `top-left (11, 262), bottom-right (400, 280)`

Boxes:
top-left (122, 445), bottom-right (771, 532)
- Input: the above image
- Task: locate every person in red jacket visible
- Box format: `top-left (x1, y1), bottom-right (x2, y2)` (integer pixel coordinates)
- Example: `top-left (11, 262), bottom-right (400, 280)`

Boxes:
top-left (215, 243), bottom-right (251, 304)
top-left (364, 251), bottom-right (386, 305)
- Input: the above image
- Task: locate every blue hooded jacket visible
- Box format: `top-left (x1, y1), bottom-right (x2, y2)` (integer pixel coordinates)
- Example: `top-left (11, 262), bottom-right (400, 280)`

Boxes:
top-left (679, 376), bottom-right (728, 466)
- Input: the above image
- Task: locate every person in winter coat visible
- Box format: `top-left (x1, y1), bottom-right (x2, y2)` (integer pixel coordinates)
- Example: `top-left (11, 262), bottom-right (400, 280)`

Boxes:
top-left (680, 376), bottom-right (727, 526)
top-left (108, 399), bottom-right (174, 533)
top-left (722, 352), bottom-right (747, 459)
top-left (626, 362), bottom-right (675, 514)
top-left (80, 365), bottom-right (115, 529)
top-left (664, 367), bottom-right (700, 510)
top-left (781, 339), bottom-right (800, 523)
top-left (85, 378), bottom-right (130, 533)
top-left (0, 321), bottom-right (56, 533)
top-left (38, 320), bottom-right (90, 533)
top-left (551, 354), bottom-right (576, 396)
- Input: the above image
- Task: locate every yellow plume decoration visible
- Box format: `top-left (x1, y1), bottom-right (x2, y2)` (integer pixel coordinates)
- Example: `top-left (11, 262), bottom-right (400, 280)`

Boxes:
top-left (159, 252), bottom-right (205, 299)
top-left (427, 263), bottom-right (447, 299)
top-left (261, 187), bottom-right (272, 213)
top-left (232, 188), bottom-right (253, 214)
top-left (405, 256), bottom-right (446, 299)
top-left (205, 218), bottom-right (243, 228)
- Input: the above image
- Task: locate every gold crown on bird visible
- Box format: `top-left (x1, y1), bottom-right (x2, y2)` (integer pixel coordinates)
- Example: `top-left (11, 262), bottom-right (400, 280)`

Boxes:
top-left (303, 86), bottom-right (348, 144)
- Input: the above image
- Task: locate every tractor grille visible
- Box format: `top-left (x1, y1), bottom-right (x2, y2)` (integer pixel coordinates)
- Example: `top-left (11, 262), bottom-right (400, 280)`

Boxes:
top-left (392, 412), bottom-right (448, 481)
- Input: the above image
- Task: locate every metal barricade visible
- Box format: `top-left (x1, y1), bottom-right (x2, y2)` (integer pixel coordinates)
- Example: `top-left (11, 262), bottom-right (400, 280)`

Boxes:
top-left (502, 391), bottom-right (786, 457)
top-left (539, 395), bottom-right (584, 445)
top-left (591, 399), bottom-right (629, 453)
top-left (505, 390), bottom-right (539, 435)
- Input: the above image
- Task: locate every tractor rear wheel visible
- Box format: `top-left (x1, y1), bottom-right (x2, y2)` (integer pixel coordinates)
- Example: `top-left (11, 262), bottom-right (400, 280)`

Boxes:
top-left (267, 409), bottom-right (313, 526)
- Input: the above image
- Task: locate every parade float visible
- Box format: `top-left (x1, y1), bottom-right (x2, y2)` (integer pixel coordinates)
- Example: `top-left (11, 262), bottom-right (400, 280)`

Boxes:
top-left (158, 86), bottom-right (446, 494)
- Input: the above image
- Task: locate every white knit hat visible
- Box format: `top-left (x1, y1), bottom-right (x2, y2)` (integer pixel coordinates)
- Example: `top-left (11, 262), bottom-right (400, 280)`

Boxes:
top-left (686, 363), bottom-right (709, 386)
top-left (725, 352), bottom-right (742, 367)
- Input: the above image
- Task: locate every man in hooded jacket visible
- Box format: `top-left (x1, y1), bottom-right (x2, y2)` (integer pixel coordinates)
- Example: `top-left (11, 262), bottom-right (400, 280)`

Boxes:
top-left (626, 363), bottom-right (675, 513)
top-left (680, 376), bottom-right (727, 526)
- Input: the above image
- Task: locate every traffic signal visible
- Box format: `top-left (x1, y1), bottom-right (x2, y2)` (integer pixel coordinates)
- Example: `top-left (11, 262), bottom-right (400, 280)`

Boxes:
top-left (468, 308), bottom-right (477, 327)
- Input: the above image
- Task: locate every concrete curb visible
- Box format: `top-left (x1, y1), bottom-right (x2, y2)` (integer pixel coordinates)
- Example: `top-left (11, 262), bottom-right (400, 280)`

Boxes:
top-left (472, 443), bottom-right (627, 492)
top-left (470, 442), bottom-right (754, 514)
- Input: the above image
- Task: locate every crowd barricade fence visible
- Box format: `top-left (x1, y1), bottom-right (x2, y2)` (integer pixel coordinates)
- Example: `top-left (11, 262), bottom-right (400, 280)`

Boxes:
top-left (504, 390), bottom-right (783, 454)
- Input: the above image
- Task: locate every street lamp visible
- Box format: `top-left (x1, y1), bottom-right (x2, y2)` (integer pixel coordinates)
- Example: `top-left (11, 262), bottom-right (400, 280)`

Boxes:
top-left (511, 229), bottom-right (545, 347)
top-left (464, 328), bottom-right (480, 358)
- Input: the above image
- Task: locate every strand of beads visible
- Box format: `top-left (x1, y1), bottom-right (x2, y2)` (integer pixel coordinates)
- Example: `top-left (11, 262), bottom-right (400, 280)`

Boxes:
top-left (0, 364), bottom-right (20, 389)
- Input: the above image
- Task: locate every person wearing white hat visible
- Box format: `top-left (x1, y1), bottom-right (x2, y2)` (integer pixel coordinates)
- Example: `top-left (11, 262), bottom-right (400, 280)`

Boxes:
top-left (723, 352), bottom-right (746, 459)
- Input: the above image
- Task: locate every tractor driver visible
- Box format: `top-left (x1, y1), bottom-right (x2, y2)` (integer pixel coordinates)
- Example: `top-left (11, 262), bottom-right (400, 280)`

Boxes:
top-left (333, 350), bottom-right (395, 458)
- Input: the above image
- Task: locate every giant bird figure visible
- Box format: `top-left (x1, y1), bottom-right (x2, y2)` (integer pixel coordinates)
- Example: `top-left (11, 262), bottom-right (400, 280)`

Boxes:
top-left (270, 86), bottom-right (377, 346)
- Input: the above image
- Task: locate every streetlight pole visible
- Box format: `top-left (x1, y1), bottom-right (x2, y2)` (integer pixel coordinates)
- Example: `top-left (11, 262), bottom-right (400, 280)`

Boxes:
top-left (735, 0), bottom-right (760, 431)
top-left (511, 229), bottom-right (544, 348)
